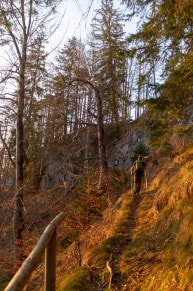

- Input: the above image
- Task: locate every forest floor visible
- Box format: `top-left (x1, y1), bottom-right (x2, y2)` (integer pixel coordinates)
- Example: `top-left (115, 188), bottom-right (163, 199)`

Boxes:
top-left (55, 146), bottom-right (193, 290)
top-left (4, 146), bottom-right (193, 290)
top-left (55, 183), bottom-right (161, 291)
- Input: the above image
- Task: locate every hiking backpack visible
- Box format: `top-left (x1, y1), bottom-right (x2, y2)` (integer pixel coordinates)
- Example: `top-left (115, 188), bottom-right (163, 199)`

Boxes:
top-left (134, 160), bottom-right (144, 171)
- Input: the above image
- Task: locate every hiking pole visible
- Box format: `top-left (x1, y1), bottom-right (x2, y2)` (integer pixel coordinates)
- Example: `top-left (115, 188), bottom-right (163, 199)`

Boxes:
top-left (144, 170), bottom-right (148, 189)
top-left (133, 172), bottom-right (136, 194)
top-left (130, 166), bottom-right (134, 194)
top-left (130, 173), bottom-right (133, 194)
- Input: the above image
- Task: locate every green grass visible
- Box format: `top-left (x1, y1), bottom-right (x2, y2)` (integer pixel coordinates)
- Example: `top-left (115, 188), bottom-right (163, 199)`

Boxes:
top-left (58, 267), bottom-right (90, 291)
top-left (0, 271), bottom-right (13, 291)
top-left (88, 235), bottom-right (121, 269)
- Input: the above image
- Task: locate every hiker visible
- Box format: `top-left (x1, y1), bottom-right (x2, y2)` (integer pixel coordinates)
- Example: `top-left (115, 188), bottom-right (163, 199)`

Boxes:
top-left (131, 155), bottom-right (146, 195)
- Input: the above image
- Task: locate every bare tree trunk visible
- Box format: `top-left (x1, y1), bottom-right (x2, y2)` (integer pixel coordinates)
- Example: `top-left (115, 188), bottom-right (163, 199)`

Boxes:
top-left (0, 0), bottom-right (63, 269)
top-left (70, 79), bottom-right (108, 189)
top-left (95, 86), bottom-right (108, 189)
top-left (13, 59), bottom-right (26, 268)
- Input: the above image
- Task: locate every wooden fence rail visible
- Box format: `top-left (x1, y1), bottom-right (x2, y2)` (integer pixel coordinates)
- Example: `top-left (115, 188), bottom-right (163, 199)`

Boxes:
top-left (5, 212), bottom-right (65, 291)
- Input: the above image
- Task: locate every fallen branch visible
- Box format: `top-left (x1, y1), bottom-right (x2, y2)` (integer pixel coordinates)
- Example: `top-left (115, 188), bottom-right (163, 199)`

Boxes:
top-left (106, 254), bottom-right (113, 290)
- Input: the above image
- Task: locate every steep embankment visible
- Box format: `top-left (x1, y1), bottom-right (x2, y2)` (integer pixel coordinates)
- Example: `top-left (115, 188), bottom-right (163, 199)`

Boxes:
top-left (55, 146), bottom-right (193, 291)
top-left (16, 144), bottom-right (193, 290)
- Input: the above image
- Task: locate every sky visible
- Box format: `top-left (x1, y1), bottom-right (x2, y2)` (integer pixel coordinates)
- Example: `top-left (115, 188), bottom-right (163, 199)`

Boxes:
top-left (0, 0), bottom-right (137, 70)
top-left (48, 0), bottom-right (137, 55)
top-left (48, 0), bottom-right (101, 53)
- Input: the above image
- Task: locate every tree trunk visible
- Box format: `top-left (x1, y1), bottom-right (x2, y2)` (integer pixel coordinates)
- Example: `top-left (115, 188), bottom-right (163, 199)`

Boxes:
top-left (70, 79), bottom-right (108, 189)
top-left (95, 86), bottom-right (108, 189)
top-left (13, 59), bottom-right (25, 269)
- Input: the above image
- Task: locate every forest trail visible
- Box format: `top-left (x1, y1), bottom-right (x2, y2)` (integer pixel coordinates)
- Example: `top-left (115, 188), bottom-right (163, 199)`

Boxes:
top-left (109, 192), bottom-right (144, 290)
top-left (105, 185), bottom-right (159, 291)
top-left (27, 148), bottom-right (193, 290)
top-left (55, 146), bottom-right (193, 291)
top-left (72, 182), bottom-right (153, 291)
top-left (54, 181), bottom-right (159, 291)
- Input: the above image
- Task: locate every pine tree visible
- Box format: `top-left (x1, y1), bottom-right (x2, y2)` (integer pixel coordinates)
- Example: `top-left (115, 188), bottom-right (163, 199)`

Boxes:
top-left (90, 0), bottom-right (127, 123)
top-left (52, 37), bottom-right (90, 135)
top-left (132, 142), bottom-right (150, 161)
top-left (123, 0), bottom-right (193, 145)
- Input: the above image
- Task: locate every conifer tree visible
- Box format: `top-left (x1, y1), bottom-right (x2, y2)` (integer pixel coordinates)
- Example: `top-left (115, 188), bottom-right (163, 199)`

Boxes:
top-left (90, 0), bottom-right (127, 123)
top-left (53, 37), bottom-right (90, 135)
top-left (123, 0), bottom-right (193, 144)
top-left (124, 0), bottom-right (193, 104)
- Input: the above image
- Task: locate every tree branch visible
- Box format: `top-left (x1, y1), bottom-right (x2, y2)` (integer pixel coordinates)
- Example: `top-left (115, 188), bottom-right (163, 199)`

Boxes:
top-left (0, 129), bottom-right (15, 168)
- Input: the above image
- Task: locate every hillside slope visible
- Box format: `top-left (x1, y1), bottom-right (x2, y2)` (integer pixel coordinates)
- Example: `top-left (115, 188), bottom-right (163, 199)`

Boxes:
top-left (54, 145), bottom-right (193, 291)
top-left (4, 143), bottom-right (193, 290)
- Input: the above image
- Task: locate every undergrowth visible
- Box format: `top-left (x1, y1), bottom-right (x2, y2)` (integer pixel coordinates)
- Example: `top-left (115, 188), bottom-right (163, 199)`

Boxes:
top-left (58, 266), bottom-right (90, 291)
top-left (5, 145), bottom-right (193, 290)
top-left (57, 145), bottom-right (193, 290)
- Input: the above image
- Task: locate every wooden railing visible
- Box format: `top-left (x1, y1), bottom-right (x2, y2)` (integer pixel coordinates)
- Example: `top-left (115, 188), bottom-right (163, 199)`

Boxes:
top-left (5, 212), bottom-right (65, 291)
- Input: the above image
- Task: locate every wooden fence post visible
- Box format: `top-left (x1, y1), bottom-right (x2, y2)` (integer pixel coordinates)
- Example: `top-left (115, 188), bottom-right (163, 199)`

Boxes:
top-left (45, 230), bottom-right (56, 291)
top-left (5, 212), bottom-right (64, 291)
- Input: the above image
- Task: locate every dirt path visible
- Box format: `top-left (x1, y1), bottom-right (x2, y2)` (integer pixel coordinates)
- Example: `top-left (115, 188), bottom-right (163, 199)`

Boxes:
top-left (109, 192), bottom-right (144, 290)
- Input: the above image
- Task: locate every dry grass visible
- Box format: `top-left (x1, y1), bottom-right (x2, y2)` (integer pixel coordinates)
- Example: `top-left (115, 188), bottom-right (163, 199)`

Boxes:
top-left (118, 146), bottom-right (193, 290)
top-left (3, 145), bottom-right (193, 290)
